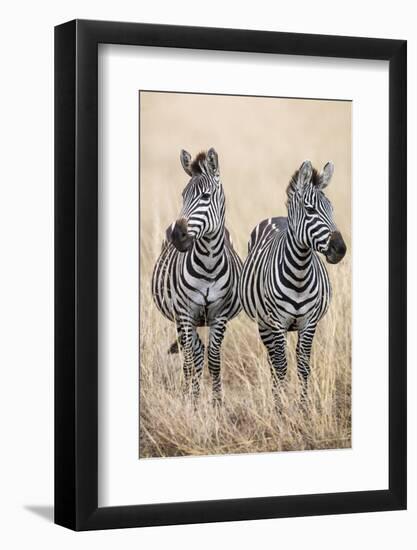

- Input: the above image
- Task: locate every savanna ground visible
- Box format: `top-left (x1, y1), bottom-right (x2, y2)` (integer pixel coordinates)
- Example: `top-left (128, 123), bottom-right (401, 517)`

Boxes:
top-left (139, 91), bottom-right (352, 458)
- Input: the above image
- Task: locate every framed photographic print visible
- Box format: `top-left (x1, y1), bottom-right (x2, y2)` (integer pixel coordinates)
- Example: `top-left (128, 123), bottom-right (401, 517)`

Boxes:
top-left (55, 19), bottom-right (406, 530)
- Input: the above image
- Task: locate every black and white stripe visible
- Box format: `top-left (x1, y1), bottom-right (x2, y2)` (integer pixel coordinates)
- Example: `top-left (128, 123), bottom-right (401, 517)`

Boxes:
top-left (240, 160), bottom-right (346, 402)
top-left (152, 148), bottom-right (242, 402)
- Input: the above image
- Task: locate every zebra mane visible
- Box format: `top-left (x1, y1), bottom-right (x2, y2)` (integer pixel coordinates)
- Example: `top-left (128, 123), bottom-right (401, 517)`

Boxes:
top-left (190, 151), bottom-right (208, 174)
top-left (286, 167), bottom-right (321, 202)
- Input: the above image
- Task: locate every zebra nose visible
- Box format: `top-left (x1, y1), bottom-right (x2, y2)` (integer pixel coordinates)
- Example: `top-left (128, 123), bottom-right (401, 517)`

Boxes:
top-left (172, 222), bottom-right (188, 241)
top-left (171, 220), bottom-right (193, 252)
top-left (325, 231), bottom-right (347, 264)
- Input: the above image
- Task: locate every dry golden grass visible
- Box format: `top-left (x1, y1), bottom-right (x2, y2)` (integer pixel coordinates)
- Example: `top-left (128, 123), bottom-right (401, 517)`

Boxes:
top-left (139, 260), bottom-right (351, 458)
top-left (139, 91), bottom-right (351, 458)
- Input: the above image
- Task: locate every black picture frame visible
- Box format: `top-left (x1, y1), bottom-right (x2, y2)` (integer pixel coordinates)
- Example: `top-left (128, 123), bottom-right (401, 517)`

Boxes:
top-left (55, 19), bottom-right (407, 531)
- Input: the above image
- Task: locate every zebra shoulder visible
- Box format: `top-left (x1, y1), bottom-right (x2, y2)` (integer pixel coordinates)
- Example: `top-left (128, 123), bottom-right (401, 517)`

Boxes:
top-left (248, 216), bottom-right (288, 252)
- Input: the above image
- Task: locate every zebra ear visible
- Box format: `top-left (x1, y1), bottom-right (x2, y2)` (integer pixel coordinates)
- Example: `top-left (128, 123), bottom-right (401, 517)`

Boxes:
top-left (180, 149), bottom-right (192, 176)
top-left (207, 147), bottom-right (219, 175)
top-left (318, 161), bottom-right (334, 190)
top-left (297, 160), bottom-right (313, 195)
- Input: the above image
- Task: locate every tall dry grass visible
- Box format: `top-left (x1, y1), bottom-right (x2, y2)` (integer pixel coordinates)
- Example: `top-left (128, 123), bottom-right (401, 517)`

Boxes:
top-left (139, 92), bottom-right (351, 458)
top-left (139, 260), bottom-right (351, 458)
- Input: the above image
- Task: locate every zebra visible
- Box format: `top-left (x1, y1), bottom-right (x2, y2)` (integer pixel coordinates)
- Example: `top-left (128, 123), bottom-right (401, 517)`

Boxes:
top-left (239, 160), bottom-right (346, 405)
top-left (151, 148), bottom-right (242, 403)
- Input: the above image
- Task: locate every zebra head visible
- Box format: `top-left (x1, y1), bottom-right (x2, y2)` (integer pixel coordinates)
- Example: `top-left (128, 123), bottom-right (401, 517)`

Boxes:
top-left (287, 160), bottom-right (347, 264)
top-left (169, 148), bottom-right (225, 252)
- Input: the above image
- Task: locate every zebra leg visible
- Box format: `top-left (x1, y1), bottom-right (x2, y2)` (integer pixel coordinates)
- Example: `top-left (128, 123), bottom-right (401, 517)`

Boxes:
top-left (208, 318), bottom-right (227, 404)
top-left (259, 326), bottom-right (288, 401)
top-left (191, 331), bottom-right (205, 400)
top-left (177, 320), bottom-right (205, 400)
top-left (296, 326), bottom-right (316, 404)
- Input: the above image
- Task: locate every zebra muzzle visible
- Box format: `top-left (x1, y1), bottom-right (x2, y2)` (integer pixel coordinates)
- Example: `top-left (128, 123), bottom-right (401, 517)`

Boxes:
top-left (324, 231), bottom-right (347, 264)
top-left (170, 219), bottom-right (194, 252)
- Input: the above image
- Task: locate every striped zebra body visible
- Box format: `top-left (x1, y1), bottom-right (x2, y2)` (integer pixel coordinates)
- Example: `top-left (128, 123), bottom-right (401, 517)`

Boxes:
top-left (240, 160), bottom-right (346, 402)
top-left (242, 216), bottom-right (331, 332)
top-left (152, 148), bottom-right (242, 402)
top-left (153, 227), bottom-right (241, 327)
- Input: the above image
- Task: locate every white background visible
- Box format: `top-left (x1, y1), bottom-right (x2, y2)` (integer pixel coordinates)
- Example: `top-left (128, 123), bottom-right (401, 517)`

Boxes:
top-left (0, 1), bottom-right (415, 549)
top-left (99, 46), bottom-right (388, 506)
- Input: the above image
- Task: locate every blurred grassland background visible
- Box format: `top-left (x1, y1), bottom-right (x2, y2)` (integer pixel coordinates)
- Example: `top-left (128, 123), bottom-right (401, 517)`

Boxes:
top-left (139, 91), bottom-right (351, 458)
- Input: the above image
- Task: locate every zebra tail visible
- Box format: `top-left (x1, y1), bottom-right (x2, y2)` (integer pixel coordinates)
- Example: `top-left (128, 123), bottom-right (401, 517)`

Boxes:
top-left (168, 340), bottom-right (180, 354)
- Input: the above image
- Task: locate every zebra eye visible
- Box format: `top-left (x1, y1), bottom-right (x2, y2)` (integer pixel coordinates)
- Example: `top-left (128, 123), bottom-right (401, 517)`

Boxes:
top-left (201, 193), bottom-right (211, 200)
top-left (305, 205), bottom-right (315, 215)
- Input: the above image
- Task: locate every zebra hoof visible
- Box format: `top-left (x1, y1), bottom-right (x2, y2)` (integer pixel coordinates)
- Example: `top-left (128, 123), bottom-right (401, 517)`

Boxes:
top-left (181, 386), bottom-right (192, 401)
top-left (212, 394), bottom-right (223, 408)
top-left (182, 392), bottom-right (200, 410)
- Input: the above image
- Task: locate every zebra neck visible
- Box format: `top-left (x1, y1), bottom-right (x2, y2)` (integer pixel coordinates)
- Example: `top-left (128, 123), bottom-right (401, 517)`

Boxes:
top-left (192, 226), bottom-right (226, 269)
top-left (280, 230), bottom-right (313, 283)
